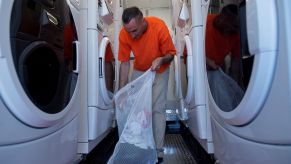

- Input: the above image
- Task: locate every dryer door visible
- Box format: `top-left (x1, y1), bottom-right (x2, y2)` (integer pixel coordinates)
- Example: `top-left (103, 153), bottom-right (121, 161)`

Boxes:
top-left (0, 0), bottom-right (79, 127)
top-left (178, 35), bottom-right (195, 106)
top-left (207, 0), bottom-right (278, 125)
top-left (98, 37), bottom-right (114, 106)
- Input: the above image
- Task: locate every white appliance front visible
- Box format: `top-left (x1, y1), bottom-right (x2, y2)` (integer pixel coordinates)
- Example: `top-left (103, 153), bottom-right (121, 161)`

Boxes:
top-left (88, 35), bottom-right (114, 141)
top-left (0, 0), bottom-right (81, 163)
top-left (77, 1), bottom-right (114, 153)
top-left (174, 0), bottom-right (213, 153)
top-left (207, 0), bottom-right (291, 163)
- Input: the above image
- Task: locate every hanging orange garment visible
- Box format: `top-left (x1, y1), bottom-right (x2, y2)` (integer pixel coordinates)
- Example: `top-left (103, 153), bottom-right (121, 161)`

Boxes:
top-left (105, 44), bottom-right (114, 62)
top-left (64, 24), bottom-right (74, 61)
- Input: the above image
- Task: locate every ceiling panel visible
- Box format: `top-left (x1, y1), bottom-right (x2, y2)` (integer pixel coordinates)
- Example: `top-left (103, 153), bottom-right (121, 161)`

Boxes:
top-left (124, 0), bottom-right (170, 9)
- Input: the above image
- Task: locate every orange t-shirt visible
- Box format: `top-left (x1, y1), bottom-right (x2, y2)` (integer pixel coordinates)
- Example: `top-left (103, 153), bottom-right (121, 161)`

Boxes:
top-left (118, 17), bottom-right (176, 73)
top-left (205, 14), bottom-right (240, 66)
top-left (105, 43), bottom-right (114, 62)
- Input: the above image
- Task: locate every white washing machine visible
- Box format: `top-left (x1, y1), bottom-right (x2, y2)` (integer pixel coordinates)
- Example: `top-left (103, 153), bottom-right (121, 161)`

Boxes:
top-left (77, 0), bottom-right (115, 154)
top-left (0, 0), bottom-right (81, 163)
top-left (207, 0), bottom-right (291, 163)
top-left (173, 0), bottom-right (213, 153)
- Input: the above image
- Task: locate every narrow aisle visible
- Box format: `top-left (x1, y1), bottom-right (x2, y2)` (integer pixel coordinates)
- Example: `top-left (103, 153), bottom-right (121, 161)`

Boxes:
top-left (79, 121), bottom-right (215, 164)
top-left (163, 133), bottom-right (197, 164)
top-left (164, 121), bottom-right (215, 164)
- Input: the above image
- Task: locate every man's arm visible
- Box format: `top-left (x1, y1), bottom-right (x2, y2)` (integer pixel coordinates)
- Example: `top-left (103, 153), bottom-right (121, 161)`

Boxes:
top-left (151, 54), bottom-right (174, 71)
top-left (118, 61), bottom-right (130, 89)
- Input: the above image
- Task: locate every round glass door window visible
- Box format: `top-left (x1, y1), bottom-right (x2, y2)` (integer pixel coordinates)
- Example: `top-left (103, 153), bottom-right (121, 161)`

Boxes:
top-left (10, 0), bottom-right (78, 114)
top-left (99, 37), bottom-right (115, 104)
top-left (205, 1), bottom-right (253, 112)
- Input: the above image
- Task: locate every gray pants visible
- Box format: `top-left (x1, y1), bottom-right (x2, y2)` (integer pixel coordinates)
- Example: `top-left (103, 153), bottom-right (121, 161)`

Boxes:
top-left (131, 69), bottom-right (169, 158)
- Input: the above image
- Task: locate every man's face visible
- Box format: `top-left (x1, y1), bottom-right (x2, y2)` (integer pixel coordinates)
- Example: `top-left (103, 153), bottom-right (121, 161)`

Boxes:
top-left (124, 17), bottom-right (144, 39)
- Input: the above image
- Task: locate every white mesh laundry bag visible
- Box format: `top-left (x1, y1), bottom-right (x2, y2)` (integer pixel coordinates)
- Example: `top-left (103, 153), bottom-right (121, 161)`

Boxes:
top-left (107, 69), bottom-right (157, 164)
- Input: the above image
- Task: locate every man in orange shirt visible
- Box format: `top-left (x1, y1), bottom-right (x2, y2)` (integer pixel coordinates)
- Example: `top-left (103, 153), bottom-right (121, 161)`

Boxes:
top-left (118, 6), bottom-right (176, 163)
top-left (205, 4), bottom-right (241, 84)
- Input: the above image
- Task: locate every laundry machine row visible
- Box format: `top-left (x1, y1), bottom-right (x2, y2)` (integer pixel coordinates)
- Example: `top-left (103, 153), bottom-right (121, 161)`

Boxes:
top-left (172, 0), bottom-right (213, 154)
top-left (0, 0), bottom-right (81, 163)
top-left (76, 0), bottom-right (116, 156)
top-left (208, 0), bottom-right (291, 163)
top-left (0, 0), bottom-right (118, 162)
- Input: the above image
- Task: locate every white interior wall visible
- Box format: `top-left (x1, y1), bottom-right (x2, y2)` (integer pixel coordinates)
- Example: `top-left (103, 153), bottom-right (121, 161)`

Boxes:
top-left (143, 8), bottom-right (173, 35)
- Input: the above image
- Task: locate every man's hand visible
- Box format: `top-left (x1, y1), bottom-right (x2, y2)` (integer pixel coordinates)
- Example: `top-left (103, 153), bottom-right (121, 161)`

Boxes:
top-left (151, 54), bottom-right (174, 71)
top-left (151, 57), bottom-right (163, 71)
top-left (206, 57), bottom-right (219, 70)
